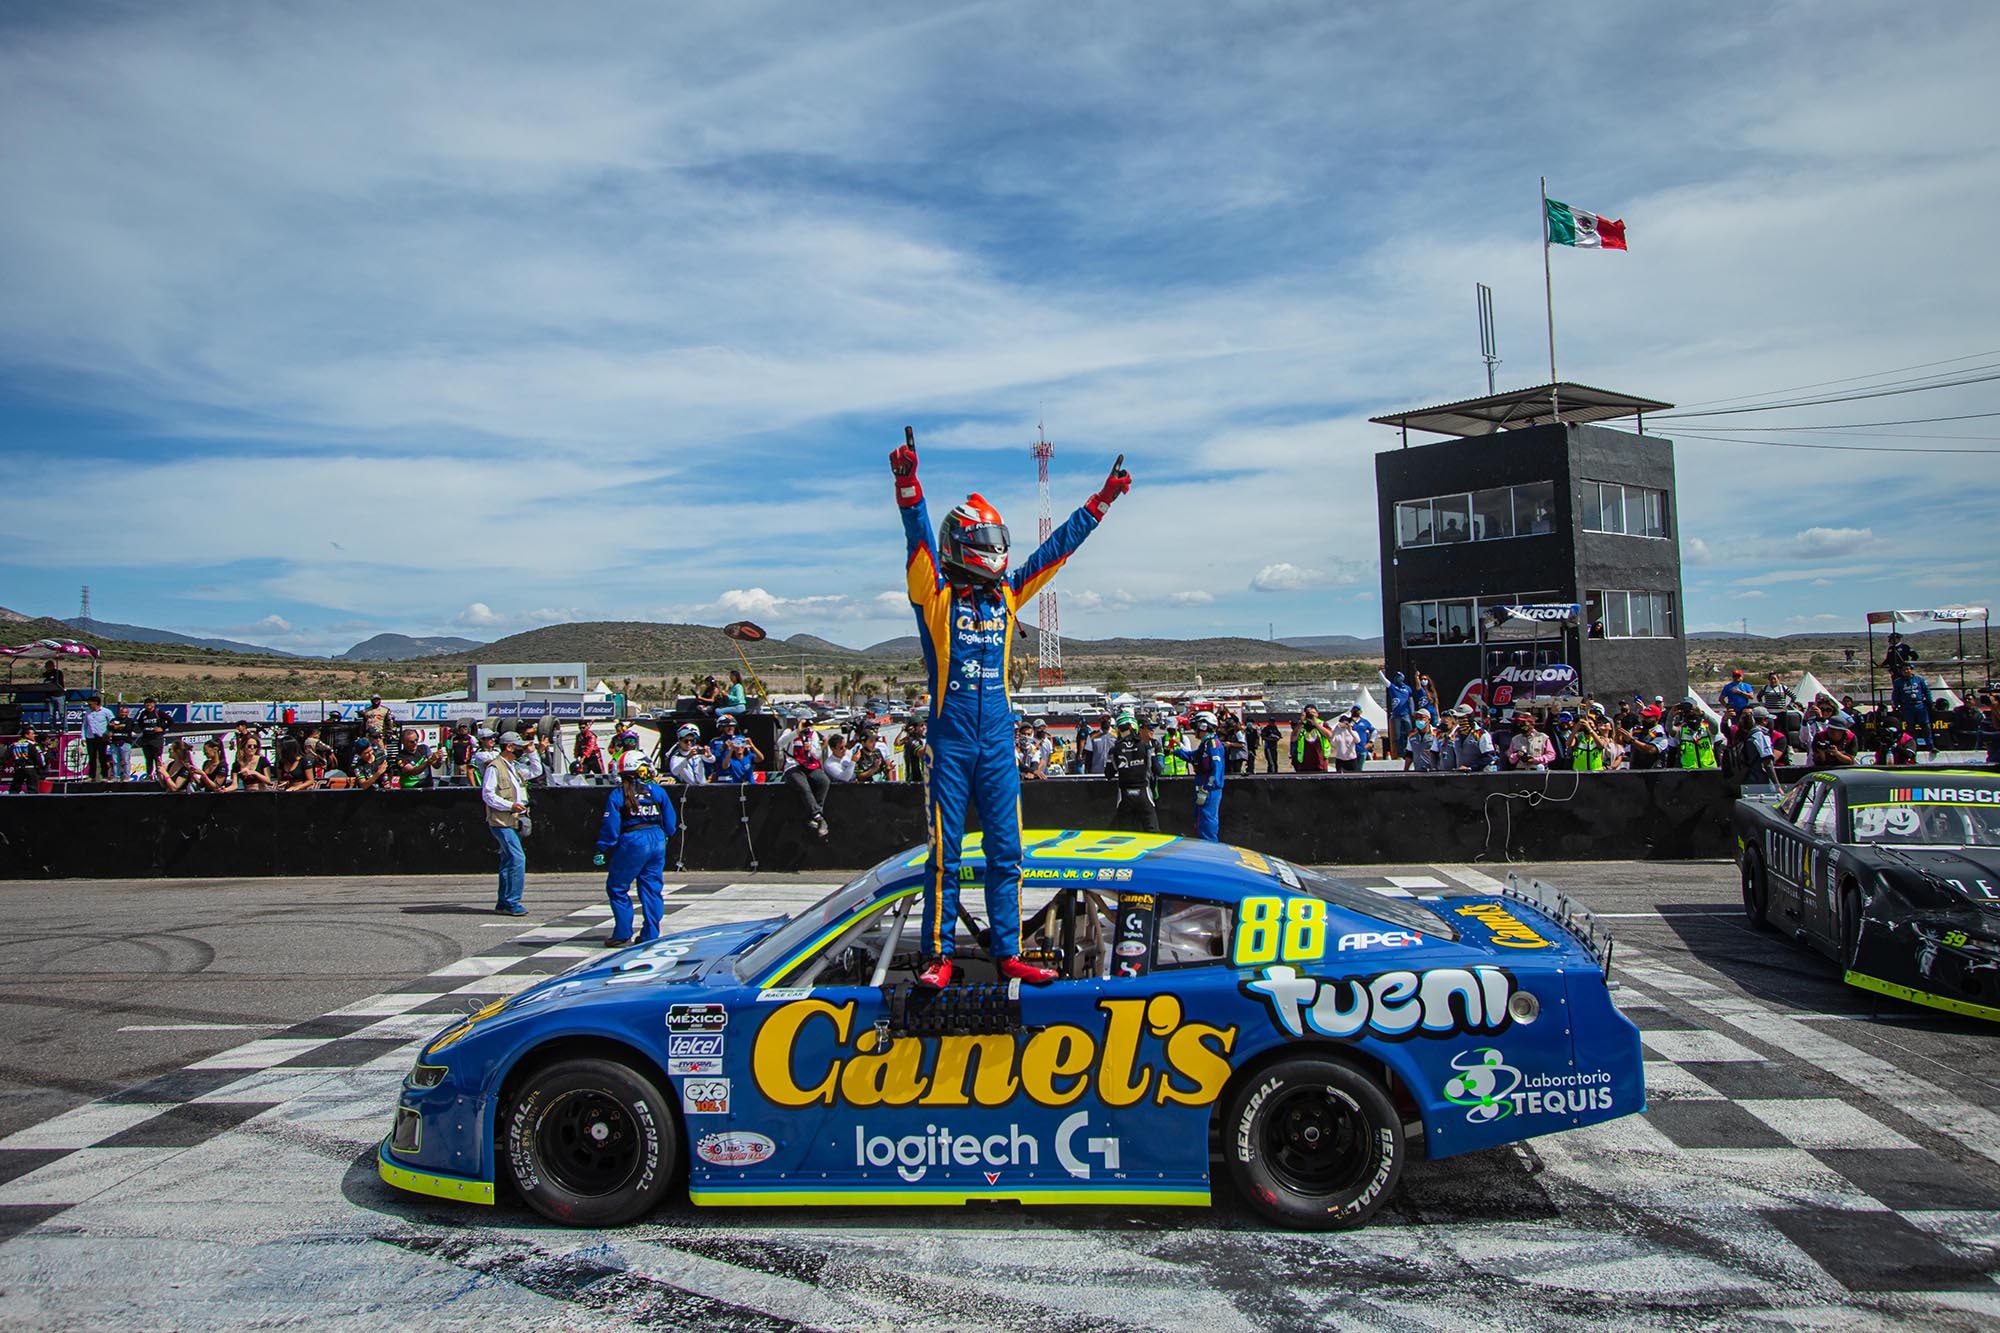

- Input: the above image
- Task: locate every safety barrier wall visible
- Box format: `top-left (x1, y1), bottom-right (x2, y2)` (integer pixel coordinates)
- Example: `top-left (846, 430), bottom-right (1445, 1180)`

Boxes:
top-left (0, 769), bottom-right (1738, 879)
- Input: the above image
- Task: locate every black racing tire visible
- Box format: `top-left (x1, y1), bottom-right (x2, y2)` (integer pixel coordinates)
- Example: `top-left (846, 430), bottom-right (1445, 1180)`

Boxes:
top-left (1840, 882), bottom-right (1863, 972)
top-left (1224, 1056), bottom-right (1403, 1230)
top-left (503, 1057), bottom-right (677, 1226)
top-left (1740, 851), bottom-right (1771, 930)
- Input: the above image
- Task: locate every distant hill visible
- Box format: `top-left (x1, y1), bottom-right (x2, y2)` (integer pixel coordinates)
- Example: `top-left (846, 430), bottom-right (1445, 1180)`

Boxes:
top-left (65, 617), bottom-right (295, 657)
top-left (6, 616), bottom-right (260, 662)
top-left (0, 605), bottom-right (30, 623)
top-left (339, 633), bottom-right (484, 661)
top-left (1687, 630), bottom-right (1776, 642)
top-left (1277, 634), bottom-right (1385, 654)
top-left (436, 620), bottom-right (878, 673)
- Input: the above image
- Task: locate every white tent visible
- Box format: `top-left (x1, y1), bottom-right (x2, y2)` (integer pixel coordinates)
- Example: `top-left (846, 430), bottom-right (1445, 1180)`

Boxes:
top-left (1793, 670), bottom-right (1835, 708)
top-left (1931, 677), bottom-right (1964, 711)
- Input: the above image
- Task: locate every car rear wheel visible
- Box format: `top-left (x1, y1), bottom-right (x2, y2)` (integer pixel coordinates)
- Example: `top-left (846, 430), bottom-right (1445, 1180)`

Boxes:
top-left (503, 1057), bottom-right (676, 1226)
top-left (1740, 852), bottom-right (1771, 929)
top-left (1224, 1056), bottom-right (1402, 1230)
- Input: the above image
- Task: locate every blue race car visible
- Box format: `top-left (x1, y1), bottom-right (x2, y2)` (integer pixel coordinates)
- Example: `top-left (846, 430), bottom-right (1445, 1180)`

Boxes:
top-left (380, 832), bottom-right (1643, 1230)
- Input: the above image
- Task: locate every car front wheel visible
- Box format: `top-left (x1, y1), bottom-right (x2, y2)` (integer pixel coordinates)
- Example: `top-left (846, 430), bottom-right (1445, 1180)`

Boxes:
top-left (1740, 852), bottom-right (1770, 929)
top-left (503, 1057), bottom-right (676, 1226)
top-left (1224, 1056), bottom-right (1403, 1230)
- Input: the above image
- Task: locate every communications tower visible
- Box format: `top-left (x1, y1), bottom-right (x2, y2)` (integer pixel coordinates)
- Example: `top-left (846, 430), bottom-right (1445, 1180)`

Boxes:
top-left (1031, 423), bottom-right (1062, 684)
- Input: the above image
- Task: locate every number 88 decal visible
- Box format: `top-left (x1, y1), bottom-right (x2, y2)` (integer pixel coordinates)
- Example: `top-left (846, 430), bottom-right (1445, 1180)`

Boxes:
top-left (1233, 895), bottom-right (1326, 966)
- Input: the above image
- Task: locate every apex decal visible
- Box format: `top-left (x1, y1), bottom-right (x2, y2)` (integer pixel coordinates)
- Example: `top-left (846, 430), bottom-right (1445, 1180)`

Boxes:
top-left (1243, 964), bottom-right (1516, 1041)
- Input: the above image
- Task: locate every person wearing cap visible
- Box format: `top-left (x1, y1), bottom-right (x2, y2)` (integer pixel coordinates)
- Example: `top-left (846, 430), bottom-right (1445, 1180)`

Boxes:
top-left (1405, 709), bottom-right (1436, 772)
top-left (1507, 713), bottom-right (1556, 771)
top-left (1014, 722), bottom-right (1045, 780)
top-left (707, 714), bottom-right (761, 772)
top-left (350, 735), bottom-right (388, 789)
top-left (668, 723), bottom-right (712, 785)
top-left (480, 730), bottom-right (544, 916)
top-left (1674, 706), bottom-right (1719, 769)
top-left (1890, 661), bottom-right (1936, 753)
top-left (900, 715), bottom-right (927, 785)
top-left (361, 694), bottom-right (393, 743)
top-left (1718, 670), bottom-right (1755, 714)
top-left (1328, 710), bottom-right (1362, 773)
top-left (592, 751), bottom-right (677, 946)
top-left (1176, 712), bottom-right (1226, 840)
top-left (1107, 712), bottom-right (1159, 833)
top-left (1740, 707), bottom-right (1777, 784)
top-left (135, 697), bottom-right (170, 778)
top-left (1882, 630), bottom-right (1918, 671)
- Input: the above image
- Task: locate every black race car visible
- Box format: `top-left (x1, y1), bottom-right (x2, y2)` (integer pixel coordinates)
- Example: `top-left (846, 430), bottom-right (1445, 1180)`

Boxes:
top-left (1735, 768), bottom-right (2000, 1021)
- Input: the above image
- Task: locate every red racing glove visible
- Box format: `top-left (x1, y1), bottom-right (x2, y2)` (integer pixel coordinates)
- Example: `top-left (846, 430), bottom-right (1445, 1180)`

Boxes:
top-left (1085, 455), bottom-right (1130, 520)
top-left (890, 429), bottom-right (922, 509)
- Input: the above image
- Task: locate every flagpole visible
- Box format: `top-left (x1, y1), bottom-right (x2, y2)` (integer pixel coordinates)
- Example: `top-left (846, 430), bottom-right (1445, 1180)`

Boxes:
top-left (1541, 176), bottom-right (1559, 424)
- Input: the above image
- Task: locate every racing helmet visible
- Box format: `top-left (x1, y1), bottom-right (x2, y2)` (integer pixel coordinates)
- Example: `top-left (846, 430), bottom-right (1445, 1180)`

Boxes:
top-left (619, 751), bottom-right (650, 780)
top-left (676, 723), bottom-right (701, 741)
top-left (1116, 712), bottom-right (1137, 730)
top-left (1194, 711), bottom-right (1218, 732)
top-left (939, 493), bottom-right (1009, 583)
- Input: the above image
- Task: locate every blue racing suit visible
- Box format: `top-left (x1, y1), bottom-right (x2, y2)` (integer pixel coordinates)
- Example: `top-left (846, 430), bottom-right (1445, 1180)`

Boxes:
top-left (595, 780), bottom-right (677, 942)
top-left (1178, 734), bottom-right (1226, 841)
top-left (904, 494), bottom-right (1100, 959)
top-left (1892, 672), bottom-right (1935, 750)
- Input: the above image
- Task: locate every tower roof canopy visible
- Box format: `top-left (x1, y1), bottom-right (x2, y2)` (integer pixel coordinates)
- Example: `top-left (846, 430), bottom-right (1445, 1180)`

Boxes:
top-left (1370, 383), bottom-right (1673, 439)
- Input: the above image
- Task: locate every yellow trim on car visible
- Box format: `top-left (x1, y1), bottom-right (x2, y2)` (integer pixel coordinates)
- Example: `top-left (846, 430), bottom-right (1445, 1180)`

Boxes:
top-left (377, 1148), bottom-right (496, 1205)
top-left (690, 1185), bottom-right (1209, 1208)
top-left (1845, 970), bottom-right (2000, 1023)
top-left (759, 885), bottom-right (922, 987)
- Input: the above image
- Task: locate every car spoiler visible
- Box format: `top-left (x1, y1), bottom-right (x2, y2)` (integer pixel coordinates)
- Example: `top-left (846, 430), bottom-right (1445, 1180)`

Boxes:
top-left (1502, 872), bottom-right (1615, 978)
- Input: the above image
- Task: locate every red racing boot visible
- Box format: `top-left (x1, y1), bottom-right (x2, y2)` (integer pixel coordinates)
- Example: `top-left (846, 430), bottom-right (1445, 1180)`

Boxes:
top-left (997, 956), bottom-right (1058, 985)
top-left (915, 957), bottom-right (954, 989)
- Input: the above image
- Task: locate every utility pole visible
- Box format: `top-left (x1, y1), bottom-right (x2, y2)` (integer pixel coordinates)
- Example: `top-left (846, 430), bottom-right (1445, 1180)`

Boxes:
top-left (1032, 419), bottom-right (1062, 684)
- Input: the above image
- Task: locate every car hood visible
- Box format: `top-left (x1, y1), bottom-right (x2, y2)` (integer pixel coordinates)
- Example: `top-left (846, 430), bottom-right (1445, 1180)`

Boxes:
top-left (1878, 847), bottom-right (2000, 905)
top-left (519, 915), bottom-right (784, 999)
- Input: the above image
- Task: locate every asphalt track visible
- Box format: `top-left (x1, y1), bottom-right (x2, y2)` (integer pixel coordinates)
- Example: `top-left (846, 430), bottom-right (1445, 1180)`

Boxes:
top-left (0, 860), bottom-right (1997, 1330)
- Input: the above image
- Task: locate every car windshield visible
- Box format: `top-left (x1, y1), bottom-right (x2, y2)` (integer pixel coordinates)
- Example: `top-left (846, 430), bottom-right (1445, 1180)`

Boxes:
top-left (1850, 797), bottom-right (2000, 846)
top-left (1278, 859), bottom-right (1459, 939)
top-left (732, 867), bottom-right (887, 982)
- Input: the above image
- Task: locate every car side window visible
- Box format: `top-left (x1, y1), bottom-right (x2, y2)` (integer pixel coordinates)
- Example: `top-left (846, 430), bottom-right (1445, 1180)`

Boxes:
top-left (1793, 784), bottom-right (1827, 828)
top-left (1809, 792), bottom-right (1840, 841)
top-left (1153, 895), bottom-right (1235, 970)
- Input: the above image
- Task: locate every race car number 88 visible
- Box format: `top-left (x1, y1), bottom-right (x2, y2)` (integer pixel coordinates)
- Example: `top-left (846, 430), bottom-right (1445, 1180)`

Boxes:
top-left (1234, 895), bottom-right (1325, 966)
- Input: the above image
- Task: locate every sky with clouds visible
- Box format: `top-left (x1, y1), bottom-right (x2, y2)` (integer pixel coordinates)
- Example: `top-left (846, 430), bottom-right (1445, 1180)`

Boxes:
top-left (1, 2), bottom-right (1995, 656)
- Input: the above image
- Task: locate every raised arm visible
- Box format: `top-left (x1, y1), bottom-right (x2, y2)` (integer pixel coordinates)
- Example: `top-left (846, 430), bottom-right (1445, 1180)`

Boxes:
top-left (1011, 455), bottom-right (1130, 603)
top-left (893, 429), bottom-right (943, 599)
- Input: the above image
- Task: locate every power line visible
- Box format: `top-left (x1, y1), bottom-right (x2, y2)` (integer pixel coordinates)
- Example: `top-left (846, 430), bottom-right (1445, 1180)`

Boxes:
top-left (1687, 409), bottom-right (2000, 432)
top-left (1671, 347), bottom-right (2000, 410)
top-left (1674, 429), bottom-right (2000, 455)
top-left (1660, 366), bottom-right (2000, 419)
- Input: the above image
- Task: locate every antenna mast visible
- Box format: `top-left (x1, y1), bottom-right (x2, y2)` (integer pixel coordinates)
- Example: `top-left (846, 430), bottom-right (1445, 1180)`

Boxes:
top-left (1031, 420), bottom-right (1062, 684)
top-left (1477, 282), bottom-right (1500, 394)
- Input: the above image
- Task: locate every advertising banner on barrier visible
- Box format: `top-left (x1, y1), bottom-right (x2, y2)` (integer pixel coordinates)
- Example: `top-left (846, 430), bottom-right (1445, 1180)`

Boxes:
top-left (35, 697), bottom-right (611, 729)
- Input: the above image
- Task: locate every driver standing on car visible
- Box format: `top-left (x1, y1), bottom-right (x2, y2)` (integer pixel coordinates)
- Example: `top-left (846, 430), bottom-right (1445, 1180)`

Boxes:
top-left (892, 428), bottom-right (1128, 989)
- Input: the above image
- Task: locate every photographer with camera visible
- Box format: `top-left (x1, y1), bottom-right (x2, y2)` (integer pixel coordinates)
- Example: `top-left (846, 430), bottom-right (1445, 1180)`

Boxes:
top-left (778, 712), bottom-right (831, 837)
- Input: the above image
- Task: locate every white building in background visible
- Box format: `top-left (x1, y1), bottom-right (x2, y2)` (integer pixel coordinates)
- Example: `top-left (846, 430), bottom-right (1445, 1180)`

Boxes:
top-left (468, 662), bottom-right (590, 701)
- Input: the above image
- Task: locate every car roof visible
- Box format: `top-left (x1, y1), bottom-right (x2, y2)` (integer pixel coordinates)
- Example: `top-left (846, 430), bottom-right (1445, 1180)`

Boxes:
top-left (1806, 768), bottom-right (2000, 792)
top-left (877, 830), bottom-right (1333, 905)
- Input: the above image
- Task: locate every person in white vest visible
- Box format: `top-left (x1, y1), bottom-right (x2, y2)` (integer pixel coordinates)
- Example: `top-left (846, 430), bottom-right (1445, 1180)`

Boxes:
top-left (480, 730), bottom-right (544, 916)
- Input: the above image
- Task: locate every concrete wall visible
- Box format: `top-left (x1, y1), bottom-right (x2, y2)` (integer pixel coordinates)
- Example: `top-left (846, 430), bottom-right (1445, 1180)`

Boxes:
top-left (0, 770), bottom-right (1738, 880)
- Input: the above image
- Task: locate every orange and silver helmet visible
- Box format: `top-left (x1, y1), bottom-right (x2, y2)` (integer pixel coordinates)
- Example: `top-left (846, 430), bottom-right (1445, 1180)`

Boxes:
top-left (939, 493), bottom-right (1009, 583)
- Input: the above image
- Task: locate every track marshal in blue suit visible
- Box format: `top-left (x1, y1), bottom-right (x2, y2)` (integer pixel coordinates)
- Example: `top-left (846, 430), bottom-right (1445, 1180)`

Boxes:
top-left (892, 428), bottom-right (1129, 989)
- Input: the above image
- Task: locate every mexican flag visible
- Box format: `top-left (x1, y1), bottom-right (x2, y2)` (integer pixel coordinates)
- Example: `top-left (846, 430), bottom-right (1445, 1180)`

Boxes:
top-left (1545, 198), bottom-right (1627, 250)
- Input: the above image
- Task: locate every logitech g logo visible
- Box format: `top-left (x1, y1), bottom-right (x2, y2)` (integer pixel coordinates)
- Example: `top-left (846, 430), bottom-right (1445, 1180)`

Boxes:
top-left (1056, 1110), bottom-right (1121, 1179)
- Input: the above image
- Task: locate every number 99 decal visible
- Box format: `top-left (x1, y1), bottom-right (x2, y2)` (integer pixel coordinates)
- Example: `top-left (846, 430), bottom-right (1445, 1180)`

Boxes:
top-left (1233, 895), bottom-right (1326, 966)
